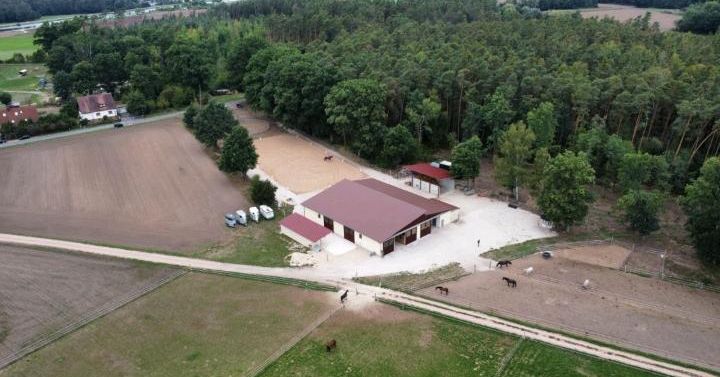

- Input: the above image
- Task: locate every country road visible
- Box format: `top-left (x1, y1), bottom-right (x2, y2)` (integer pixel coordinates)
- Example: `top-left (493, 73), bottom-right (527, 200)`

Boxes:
top-left (0, 232), bottom-right (714, 377)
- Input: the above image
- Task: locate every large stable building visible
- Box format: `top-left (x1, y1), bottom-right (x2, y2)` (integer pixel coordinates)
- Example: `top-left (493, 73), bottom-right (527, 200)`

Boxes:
top-left (298, 178), bottom-right (459, 255)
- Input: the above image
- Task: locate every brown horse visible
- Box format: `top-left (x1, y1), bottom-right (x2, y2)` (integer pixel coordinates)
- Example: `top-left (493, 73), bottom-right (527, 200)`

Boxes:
top-left (340, 289), bottom-right (349, 303)
top-left (496, 260), bottom-right (512, 268)
top-left (435, 286), bottom-right (449, 295)
top-left (502, 277), bottom-right (517, 288)
top-left (323, 155), bottom-right (334, 161)
top-left (326, 339), bottom-right (337, 352)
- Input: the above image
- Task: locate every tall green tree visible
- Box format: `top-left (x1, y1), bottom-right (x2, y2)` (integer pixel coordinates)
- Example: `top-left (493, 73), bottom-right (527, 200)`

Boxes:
top-left (325, 79), bottom-right (387, 158)
top-left (494, 121), bottom-right (536, 200)
top-left (677, 1), bottom-right (720, 34)
top-left (380, 125), bottom-right (419, 168)
top-left (451, 136), bottom-right (484, 184)
top-left (406, 93), bottom-right (442, 144)
top-left (193, 102), bottom-right (238, 147)
top-left (537, 151), bottom-right (595, 230)
top-left (227, 34), bottom-right (268, 90)
top-left (618, 190), bottom-right (663, 235)
top-left (219, 126), bottom-right (258, 175)
top-left (618, 152), bottom-right (669, 192)
top-left (681, 157), bottom-right (720, 265)
top-left (243, 45), bottom-right (299, 112)
top-left (526, 102), bottom-right (558, 149)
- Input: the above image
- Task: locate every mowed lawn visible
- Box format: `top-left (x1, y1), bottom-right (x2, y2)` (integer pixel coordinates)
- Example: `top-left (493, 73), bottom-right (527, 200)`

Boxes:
top-left (261, 303), bottom-right (661, 377)
top-left (0, 64), bottom-right (46, 91)
top-left (0, 34), bottom-right (37, 60)
top-left (2, 273), bottom-right (335, 377)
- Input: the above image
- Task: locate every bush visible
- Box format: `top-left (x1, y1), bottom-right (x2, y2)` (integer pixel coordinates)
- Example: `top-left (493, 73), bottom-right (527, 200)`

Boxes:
top-left (250, 175), bottom-right (277, 207)
top-left (0, 92), bottom-right (11, 105)
top-left (618, 190), bottom-right (663, 235)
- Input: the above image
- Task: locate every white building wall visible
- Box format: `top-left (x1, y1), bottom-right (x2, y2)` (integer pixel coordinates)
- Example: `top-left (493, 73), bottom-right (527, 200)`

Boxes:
top-left (79, 109), bottom-right (117, 121)
top-left (279, 225), bottom-right (313, 247)
top-left (303, 208), bottom-right (323, 226)
top-left (437, 209), bottom-right (460, 227)
top-left (300, 207), bottom-right (383, 254)
top-left (355, 232), bottom-right (383, 255)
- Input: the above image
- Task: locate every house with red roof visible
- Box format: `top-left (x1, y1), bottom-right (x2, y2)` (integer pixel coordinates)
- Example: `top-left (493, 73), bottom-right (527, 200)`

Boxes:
top-left (77, 93), bottom-right (117, 121)
top-left (404, 162), bottom-right (455, 196)
top-left (297, 178), bottom-right (459, 255)
top-left (1, 104), bottom-right (39, 126)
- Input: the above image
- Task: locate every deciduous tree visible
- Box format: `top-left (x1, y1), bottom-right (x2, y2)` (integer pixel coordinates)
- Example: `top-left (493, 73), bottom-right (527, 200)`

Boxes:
top-left (192, 102), bottom-right (238, 147)
top-left (537, 151), bottom-right (595, 230)
top-left (681, 157), bottom-right (720, 265)
top-left (451, 136), bottom-right (483, 184)
top-left (618, 190), bottom-right (663, 235)
top-left (494, 121), bottom-right (536, 200)
top-left (219, 126), bottom-right (258, 175)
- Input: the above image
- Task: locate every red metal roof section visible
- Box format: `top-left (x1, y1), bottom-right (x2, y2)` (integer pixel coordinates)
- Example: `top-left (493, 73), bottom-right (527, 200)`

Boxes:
top-left (280, 213), bottom-right (331, 242)
top-left (77, 93), bottom-right (116, 114)
top-left (302, 179), bottom-right (456, 242)
top-left (1, 105), bottom-right (39, 125)
top-left (404, 163), bottom-right (452, 180)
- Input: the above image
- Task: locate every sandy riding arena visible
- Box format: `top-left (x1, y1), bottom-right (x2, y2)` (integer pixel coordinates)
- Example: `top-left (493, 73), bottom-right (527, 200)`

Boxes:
top-left (579, 4), bottom-right (681, 31)
top-left (253, 133), bottom-right (366, 194)
top-left (232, 105), bottom-right (272, 137)
top-left (421, 243), bottom-right (720, 369)
top-left (0, 120), bottom-right (247, 252)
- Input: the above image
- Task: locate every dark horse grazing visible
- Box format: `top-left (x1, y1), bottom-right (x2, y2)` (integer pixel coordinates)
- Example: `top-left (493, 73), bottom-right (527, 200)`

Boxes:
top-left (326, 339), bottom-right (337, 352)
top-left (502, 277), bottom-right (517, 288)
top-left (435, 286), bottom-right (449, 295)
top-left (340, 289), bottom-right (349, 303)
top-left (496, 260), bottom-right (512, 268)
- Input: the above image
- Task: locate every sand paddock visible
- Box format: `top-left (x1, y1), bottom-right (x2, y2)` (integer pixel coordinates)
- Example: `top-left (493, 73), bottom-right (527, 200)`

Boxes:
top-left (421, 247), bottom-right (720, 369)
top-left (580, 4), bottom-right (681, 31)
top-left (549, 244), bottom-right (631, 269)
top-left (253, 133), bottom-right (366, 194)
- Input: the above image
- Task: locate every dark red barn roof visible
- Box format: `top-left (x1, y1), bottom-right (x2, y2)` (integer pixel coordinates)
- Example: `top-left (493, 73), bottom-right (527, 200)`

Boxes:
top-left (1, 105), bottom-right (39, 125)
top-left (302, 179), bottom-right (457, 242)
top-left (280, 213), bottom-right (331, 242)
top-left (404, 163), bottom-right (452, 180)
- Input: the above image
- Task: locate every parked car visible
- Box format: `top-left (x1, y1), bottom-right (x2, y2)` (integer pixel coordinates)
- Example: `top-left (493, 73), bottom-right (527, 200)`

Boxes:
top-left (235, 210), bottom-right (247, 226)
top-left (114, 123), bottom-right (124, 128)
top-left (224, 213), bottom-right (237, 228)
top-left (235, 102), bottom-right (244, 109)
top-left (248, 207), bottom-right (260, 222)
top-left (259, 205), bottom-right (274, 220)
top-left (0, 138), bottom-right (6, 144)
top-left (18, 135), bottom-right (31, 140)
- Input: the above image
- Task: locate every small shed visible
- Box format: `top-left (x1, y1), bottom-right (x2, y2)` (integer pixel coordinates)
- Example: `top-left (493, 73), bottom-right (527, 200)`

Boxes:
top-left (279, 213), bottom-right (332, 248)
top-left (404, 163), bottom-right (454, 196)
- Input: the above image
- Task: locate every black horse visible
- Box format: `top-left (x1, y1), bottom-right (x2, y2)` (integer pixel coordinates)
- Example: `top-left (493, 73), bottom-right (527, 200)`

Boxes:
top-left (496, 260), bottom-right (512, 268)
top-left (326, 339), bottom-right (337, 352)
top-left (502, 277), bottom-right (517, 288)
top-left (435, 286), bottom-right (449, 295)
top-left (340, 289), bottom-right (349, 303)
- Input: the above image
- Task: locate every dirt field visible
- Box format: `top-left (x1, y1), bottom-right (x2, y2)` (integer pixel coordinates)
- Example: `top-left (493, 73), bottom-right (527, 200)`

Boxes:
top-left (232, 105), bottom-right (272, 137)
top-left (0, 245), bottom-right (177, 369)
top-left (420, 244), bottom-right (720, 369)
top-left (253, 132), bottom-right (366, 194)
top-left (0, 119), bottom-right (246, 252)
top-left (2, 273), bottom-right (335, 377)
top-left (579, 4), bottom-right (681, 31)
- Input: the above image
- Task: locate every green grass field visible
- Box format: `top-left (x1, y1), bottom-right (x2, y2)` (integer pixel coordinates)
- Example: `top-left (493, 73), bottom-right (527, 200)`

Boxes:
top-left (260, 303), bottom-right (660, 377)
top-left (0, 64), bottom-right (47, 92)
top-left (1, 273), bottom-right (334, 377)
top-left (0, 34), bottom-right (37, 60)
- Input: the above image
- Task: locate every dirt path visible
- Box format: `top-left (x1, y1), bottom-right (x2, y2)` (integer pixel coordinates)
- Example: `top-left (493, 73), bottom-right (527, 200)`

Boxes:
top-left (0, 233), bottom-right (713, 377)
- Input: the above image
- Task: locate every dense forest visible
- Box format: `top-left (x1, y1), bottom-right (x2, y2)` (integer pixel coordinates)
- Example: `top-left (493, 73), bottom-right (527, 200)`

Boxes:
top-left (0, 0), bottom-right (142, 23)
top-left (32, 0), bottom-right (720, 264)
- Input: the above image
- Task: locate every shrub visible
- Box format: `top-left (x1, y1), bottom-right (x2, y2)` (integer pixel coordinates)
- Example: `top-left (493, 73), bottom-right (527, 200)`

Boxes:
top-left (250, 175), bottom-right (277, 207)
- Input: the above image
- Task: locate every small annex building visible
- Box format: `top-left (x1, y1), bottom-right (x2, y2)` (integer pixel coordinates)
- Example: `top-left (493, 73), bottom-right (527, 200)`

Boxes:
top-left (300, 178), bottom-right (459, 255)
top-left (77, 93), bottom-right (117, 121)
top-left (279, 213), bottom-right (332, 249)
top-left (1, 104), bottom-right (39, 126)
top-left (404, 163), bottom-right (454, 196)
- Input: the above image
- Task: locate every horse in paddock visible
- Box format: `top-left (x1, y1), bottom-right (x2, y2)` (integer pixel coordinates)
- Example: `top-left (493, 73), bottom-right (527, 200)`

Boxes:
top-left (340, 289), bottom-right (349, 303)
top-left (496, 260), bottom-right (512, 268)
top-left (323, 155), bottom-right (334, 161)
top-left (502, 277), bottom-right (517, 288)
top-left (435, 286), bottom-right (449, 295)
top-left (326, 339), bottom-right (337, 352)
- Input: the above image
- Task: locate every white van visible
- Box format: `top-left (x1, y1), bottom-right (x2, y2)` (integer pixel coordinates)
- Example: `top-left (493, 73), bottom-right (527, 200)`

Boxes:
top-left (235, 210), bottom-right (247, 226)
top-left (259, 205), bottom-right (274, 220)
top-left (248, 207), bottom-right (260, 222)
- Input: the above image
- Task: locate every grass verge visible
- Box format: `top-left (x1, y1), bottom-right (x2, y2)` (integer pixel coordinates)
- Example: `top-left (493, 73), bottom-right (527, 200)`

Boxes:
top-left (354, 263), bottom-right (468, 292)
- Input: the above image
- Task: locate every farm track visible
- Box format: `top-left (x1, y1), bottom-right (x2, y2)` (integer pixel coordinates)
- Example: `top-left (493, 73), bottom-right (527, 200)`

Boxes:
top-left (0, 233), bottom-right (714, 377)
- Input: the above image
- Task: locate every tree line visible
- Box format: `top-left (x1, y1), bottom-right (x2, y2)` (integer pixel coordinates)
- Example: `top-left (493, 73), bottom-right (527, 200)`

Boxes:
top-left (35, 0), bottom-right (720, 264)
top-left (0, 0), bottom-right (143, 23)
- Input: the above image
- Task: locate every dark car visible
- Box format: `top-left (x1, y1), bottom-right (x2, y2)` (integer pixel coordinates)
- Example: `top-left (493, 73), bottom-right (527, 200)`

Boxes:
top-left (114, 123), bottom-right (124, 128)
top-left (0, 138), bottom-right (6, 144)
top-left (235, 102), bottom-right (244, 109)
top-left (18, 135), bottom-right (31, 140)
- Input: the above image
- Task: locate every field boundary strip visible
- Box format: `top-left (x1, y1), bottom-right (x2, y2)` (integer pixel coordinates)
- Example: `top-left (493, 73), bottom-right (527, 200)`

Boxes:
top-left (246, 304), bottom-right (343, 377)
top-left (0, 269), bottom-right (187, 370)
top-left (190, 268), bottom-right (338, 292)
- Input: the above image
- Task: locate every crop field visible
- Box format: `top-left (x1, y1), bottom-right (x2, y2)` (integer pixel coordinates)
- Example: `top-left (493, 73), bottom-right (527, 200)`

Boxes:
top-left (0, 34), bottom-right (37, 60)
top-left (0, 119), bottom-right (247, 252)
top-left (1, 273), bottom-right (335, 377)
top-left (425, 244), bottom-right (720, 369)
top-left (0, 64), bottom-right (46, 92)
top-left (260, 302), bottom-right (659, 377)
top-left (550, 4), bottom-right (681, 31)
top-left (0, 245), bottom-right (178, 370)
